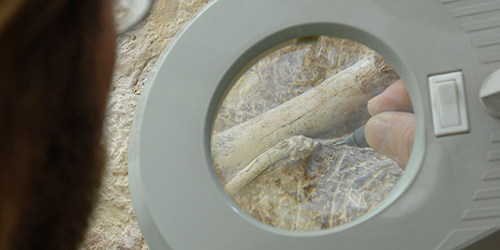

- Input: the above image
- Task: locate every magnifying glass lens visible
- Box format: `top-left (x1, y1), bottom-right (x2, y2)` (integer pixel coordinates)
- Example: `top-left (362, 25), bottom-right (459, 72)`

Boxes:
top-left (211, 36), bottom-right (413, 231)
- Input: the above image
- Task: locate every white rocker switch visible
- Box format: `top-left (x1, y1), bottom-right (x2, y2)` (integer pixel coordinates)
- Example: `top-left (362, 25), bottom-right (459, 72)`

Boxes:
top-left (436, 80), bottom-right (460, 127)
top-left (429, 72), bottom-right (469, 136)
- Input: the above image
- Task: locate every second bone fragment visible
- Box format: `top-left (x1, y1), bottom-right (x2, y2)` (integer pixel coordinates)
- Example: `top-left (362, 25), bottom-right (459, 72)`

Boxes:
top-left (224, 135), bottom-right (320, 196)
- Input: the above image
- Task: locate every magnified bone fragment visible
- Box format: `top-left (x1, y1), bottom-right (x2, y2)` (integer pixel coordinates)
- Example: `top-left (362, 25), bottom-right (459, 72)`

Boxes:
top-left (211, 36), bottom-right (403, 231)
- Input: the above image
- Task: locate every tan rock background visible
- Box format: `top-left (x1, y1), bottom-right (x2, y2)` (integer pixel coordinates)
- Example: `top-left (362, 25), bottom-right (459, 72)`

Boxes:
top-left (80, 0), bottom-right (209, 249)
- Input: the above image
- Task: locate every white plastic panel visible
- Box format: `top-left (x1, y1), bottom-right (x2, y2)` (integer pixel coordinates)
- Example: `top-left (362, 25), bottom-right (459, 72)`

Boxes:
top-left (429, 72), bottom-right (469, 136)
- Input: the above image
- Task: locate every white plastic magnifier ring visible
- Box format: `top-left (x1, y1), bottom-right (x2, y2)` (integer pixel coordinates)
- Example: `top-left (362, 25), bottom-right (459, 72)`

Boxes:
top-left (114, 0), bottom-right (156, 35)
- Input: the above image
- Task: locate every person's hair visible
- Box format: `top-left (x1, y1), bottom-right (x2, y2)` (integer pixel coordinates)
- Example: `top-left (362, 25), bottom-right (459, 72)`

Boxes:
top-left (0, 0), bottom-right (106, 249)
top-left (0, 0), bottom-right (27, 35)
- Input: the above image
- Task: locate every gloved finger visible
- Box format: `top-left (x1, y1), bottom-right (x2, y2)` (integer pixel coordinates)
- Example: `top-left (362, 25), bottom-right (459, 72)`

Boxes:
top-left (364, 111), bottom-right (415, 169)
top-left (367, 79), bottom-right (413, 116)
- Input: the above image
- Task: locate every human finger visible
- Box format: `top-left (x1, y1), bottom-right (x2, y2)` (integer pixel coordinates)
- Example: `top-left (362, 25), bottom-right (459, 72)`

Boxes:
top-left (364, 111), bottom-right (415, 169)
top-left (367, 79), bottom-right (413, 116)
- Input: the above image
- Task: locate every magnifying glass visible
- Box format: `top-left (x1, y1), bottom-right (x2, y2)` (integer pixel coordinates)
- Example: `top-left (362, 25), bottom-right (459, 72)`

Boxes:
top-left (127, 0), bottom-right (500, 249)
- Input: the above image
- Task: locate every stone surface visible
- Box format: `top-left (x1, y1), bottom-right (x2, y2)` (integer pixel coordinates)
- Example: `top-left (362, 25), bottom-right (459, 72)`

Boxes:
top-left (80, 0), bottom-right (209, 249)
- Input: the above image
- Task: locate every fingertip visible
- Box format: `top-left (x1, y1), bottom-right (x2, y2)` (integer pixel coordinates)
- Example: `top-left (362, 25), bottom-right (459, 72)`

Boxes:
top-left (365, 116), bottom-right (392, 156)
top-left (365, 112), bottom-right (415, 170)
top-left (366, 79), bottom-right (413, 115)
top-left (367, 97), bottom-right (379, 116)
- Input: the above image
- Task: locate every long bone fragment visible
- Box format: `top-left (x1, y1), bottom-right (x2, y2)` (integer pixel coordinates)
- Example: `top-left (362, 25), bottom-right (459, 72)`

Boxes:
top-left (211, 54), bottom-right (393, 174)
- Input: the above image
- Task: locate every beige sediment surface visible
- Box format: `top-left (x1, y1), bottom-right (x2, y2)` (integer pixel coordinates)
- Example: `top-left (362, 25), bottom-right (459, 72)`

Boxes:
top-left (80, 0), bottom-right (209, 249)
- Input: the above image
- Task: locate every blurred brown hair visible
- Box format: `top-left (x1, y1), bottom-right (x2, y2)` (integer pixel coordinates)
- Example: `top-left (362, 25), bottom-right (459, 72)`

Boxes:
top-left (0, 0), bottom-right (107, 249)
top-left (0, 0), bottom-right (27, 34)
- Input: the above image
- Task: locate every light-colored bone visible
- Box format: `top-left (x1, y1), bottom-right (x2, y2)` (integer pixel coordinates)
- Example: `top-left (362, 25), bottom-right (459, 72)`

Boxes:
top-left (224, 135), bottom-right (320, 195)
top-left (211, 54), bottom-right (390, 172)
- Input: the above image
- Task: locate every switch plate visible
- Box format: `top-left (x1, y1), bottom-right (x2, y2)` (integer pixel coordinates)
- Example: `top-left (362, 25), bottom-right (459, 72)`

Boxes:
top-left (429, 72), bottom-right (469, 136)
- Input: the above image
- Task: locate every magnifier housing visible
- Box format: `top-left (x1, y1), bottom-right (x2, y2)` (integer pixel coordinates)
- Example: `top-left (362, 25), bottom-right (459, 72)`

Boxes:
top-left (128, 0), bottom-right (500, 249)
